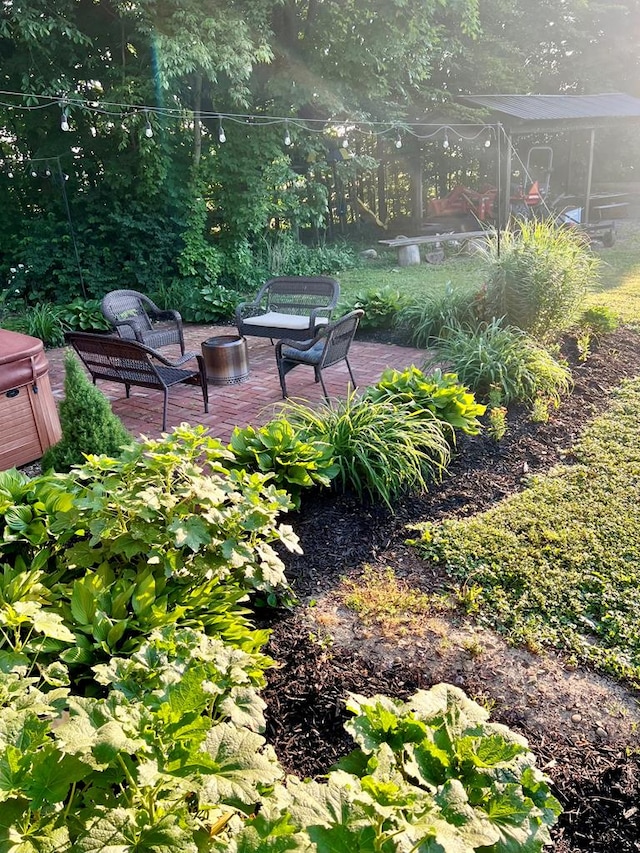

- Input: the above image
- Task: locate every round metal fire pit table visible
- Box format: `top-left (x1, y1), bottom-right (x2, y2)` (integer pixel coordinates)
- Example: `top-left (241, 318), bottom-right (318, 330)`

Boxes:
top-left (201, 335), bottom-right (249, 385)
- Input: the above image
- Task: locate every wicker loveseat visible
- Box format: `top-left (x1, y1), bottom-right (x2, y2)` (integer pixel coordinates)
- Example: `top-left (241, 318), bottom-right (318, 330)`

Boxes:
top-left (235, 276), bottom-right (340, 342)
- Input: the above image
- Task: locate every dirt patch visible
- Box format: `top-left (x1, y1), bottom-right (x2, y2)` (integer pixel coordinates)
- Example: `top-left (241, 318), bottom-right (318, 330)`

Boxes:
top-left (263, 325), bottom-right (640, 853)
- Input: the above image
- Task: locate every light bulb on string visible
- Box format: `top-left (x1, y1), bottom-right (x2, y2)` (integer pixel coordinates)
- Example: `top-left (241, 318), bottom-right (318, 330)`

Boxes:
top-left (395, 130), bottom-right (403, 149)
top-left (284, 122), bottom-right (292, 147)
top-left (44, 166), bottom-right (52, 177)
top-left (484, 136), bottom-right (491, 148)
top-left (218, 118), bottom-right (226, 144)
top-left (342, 136), bottom-right (349, 148)
top-left (442, 130), bottom-right (450, 150)
top-left (60, 106), bottom-right (70, 132)
top-left (30, 168), bottom-right (38, 178)
top-left (145, 121), bottom-right (153, 138)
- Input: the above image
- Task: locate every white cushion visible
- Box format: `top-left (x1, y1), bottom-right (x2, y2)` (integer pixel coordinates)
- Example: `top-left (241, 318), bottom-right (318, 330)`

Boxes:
top-left (243, 312), bottom-right (328, 331)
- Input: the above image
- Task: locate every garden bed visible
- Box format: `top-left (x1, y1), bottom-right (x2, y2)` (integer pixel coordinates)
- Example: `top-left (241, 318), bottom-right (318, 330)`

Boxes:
top-left (263, 326), bottom-right (640, 853)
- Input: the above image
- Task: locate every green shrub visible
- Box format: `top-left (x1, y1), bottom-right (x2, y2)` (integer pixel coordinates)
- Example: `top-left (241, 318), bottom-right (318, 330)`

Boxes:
top-left (58, 297), bottom-right (112, 332)
top-left (1, 427), bottom-right (300, 675)
top-left (398, 282), bottom-right (484, 346)
top-left (366, 366), bottom-right (486, 438)
top-left (284, 391), bottom-right (451, 509)
top-left (580, 304), bottom-right (620, 336)
top-left (227, 419), bottom-right (338, 508)
top-left (41, 351), bottom-right (132, 472)
top-left (427, 319), bottom-right (572, 406)
top-left (151, 279), bottom-right (242, 323)
top-left (341, 284), bottom-right (408, 330)
top-left (481, 219), bottom-right (600, 340)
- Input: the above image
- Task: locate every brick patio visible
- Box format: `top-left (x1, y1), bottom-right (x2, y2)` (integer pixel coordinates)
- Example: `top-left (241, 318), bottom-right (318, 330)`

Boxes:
top-left (45, 324), bottom-right (428, 443)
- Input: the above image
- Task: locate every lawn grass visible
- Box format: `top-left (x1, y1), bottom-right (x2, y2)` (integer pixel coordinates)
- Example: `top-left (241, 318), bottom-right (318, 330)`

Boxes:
top-left (339, 254), bottom-right (482, 302)
top-left (586, 242), bottom-right (640, 323)
top-left (412, 378), bottom-right (640, 684)
top-left (340, 223), bottom-right (640, 323)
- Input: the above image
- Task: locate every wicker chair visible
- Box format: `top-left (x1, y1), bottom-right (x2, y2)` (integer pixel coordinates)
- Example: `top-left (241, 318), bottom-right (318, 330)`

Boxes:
top-left (236, 276), bottom-right (340, 342)
top-left (65, 332), bottom-right (208, 431)
top-left (275, 310), bottom-right (364, 399)
top-left (101, 289), bottom-right (185, 355)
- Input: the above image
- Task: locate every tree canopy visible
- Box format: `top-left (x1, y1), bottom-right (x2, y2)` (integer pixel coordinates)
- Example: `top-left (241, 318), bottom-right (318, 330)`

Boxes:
top-left (0, 0), bottom-right (637, 304)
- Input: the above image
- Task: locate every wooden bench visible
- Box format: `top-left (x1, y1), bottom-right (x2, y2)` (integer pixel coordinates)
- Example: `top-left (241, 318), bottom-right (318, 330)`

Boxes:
top-left (593, 202), bottom-right (629, 220)
top-left (65, 332), bottom-right (209, 431)
top-left (379, 230), bottom-right (491, 266)
top-left (235, 276), bottom-right (340, 342)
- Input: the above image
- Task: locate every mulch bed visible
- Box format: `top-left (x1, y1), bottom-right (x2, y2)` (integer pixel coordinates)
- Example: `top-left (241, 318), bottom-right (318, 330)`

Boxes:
top-left (261, 326), bottom-right (640, 853)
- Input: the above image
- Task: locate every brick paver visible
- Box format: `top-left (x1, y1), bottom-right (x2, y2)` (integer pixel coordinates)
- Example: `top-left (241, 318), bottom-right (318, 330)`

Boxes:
top-left (46, 324), bottom-right (428, 443)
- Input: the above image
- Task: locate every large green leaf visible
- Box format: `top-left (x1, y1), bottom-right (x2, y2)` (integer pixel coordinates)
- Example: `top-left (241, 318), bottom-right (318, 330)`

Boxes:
top-left (75, 808), bottom-right (197, 853)
top-left (201, 723), bottom-right (282, 805)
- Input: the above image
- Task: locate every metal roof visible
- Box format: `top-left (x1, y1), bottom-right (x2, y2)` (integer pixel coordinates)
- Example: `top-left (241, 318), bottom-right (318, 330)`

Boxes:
top-left (460, 93), bottom-right (640, 124)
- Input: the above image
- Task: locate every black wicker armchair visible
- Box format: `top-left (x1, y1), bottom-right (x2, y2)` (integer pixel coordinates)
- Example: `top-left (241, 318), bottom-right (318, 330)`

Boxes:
top-left (65, 332), bottom-right (208, 431)
top-left (101, 289), bottom-right (186, 355)
top-left (275, 310), bottom-right (364, 399)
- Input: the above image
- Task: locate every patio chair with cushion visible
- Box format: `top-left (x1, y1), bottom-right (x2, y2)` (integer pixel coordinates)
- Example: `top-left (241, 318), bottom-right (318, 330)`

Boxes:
top-left (65, 332), bottom-right (208, 431)
top-left (101, 289), bottom-right (186, 354)
top-left (235, 276), bottom-right (340, 342)
top-left (275, 310), bottom-right (364, 400)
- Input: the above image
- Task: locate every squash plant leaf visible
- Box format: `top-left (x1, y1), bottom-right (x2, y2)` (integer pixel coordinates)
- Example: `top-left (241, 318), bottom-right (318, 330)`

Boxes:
top-left (75, 807), bottom-right (196, 853)
top-left (201, 723), bottom-right (282, 804)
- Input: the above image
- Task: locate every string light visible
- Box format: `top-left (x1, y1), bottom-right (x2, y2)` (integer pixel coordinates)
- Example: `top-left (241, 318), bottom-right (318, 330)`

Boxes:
top-left (443, 131), bottom-right (450, 149)
top-left (218, 118), bottom-right (226, 143)
top-left (342, 135), bottom-right (349, 148)
top-left (60, 105), bottom-right (70, 132)
top-left (284, 121), bottom-right (292, 147)
top-left (395, 130), bottom-right (403, 149)
top-left (144, 111), bottom-right (153, 138)
top-left (484, 137), bottom-right (491, 148)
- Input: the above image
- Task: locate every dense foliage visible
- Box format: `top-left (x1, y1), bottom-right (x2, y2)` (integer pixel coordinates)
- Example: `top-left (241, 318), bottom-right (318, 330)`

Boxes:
top-left (41, 351), bottom-right (132, 472)
top-left (0, 424), bottom-right (559, 851)
top-left (427, 319), bottom-right (573, 407)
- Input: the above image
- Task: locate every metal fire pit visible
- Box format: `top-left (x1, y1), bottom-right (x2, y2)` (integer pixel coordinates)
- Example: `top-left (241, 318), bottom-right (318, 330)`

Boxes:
top-left (201, 335), bottom-right (249, 385)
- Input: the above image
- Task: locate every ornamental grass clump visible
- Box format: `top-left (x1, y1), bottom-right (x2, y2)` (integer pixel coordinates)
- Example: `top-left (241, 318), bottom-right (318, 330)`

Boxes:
top-left (427, 318), bottom-right (572, 407)
top-left (284, 391), bottom-right (451, 509)
top-left (481, 219), bottom-right (600, 340)
top-left (398, 282), bottom-right (484, 346)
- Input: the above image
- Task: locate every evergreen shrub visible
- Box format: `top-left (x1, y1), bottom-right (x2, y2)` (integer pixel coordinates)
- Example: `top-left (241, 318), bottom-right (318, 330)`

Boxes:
top-left (41, 351), bottom-right (132, 472)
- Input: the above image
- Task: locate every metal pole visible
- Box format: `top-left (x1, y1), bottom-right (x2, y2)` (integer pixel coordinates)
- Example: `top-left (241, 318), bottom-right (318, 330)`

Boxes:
top-left (55, 156), bottom-right (87, 299)
top-left (585, 128), bottom-right (595, 224)
top-left (496, 123), bottom-right (502, 257)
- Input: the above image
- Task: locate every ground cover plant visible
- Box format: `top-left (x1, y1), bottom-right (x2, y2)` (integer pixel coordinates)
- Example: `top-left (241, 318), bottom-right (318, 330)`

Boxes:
top-left (414, 377), bottom-right (640, 682)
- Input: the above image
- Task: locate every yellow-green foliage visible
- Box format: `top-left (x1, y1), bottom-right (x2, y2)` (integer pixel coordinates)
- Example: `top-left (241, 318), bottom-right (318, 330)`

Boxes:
top-left (414, 378), bottom-right (640, 684)
top-left (41, 351), bottom-right (132, 472)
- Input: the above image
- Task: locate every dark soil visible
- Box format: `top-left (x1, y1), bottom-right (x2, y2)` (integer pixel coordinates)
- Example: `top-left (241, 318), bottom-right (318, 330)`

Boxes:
top-left (262, 326), bottom-right (640, 853)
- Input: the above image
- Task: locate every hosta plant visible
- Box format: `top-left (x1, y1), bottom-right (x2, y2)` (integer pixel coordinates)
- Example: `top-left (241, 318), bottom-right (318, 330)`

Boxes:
top-left (367, 366), bottom-right (486, 438)
top-left (341, 285), bottom-right (408, 330)
top-left (227, 419), bottom-right (338, 508)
